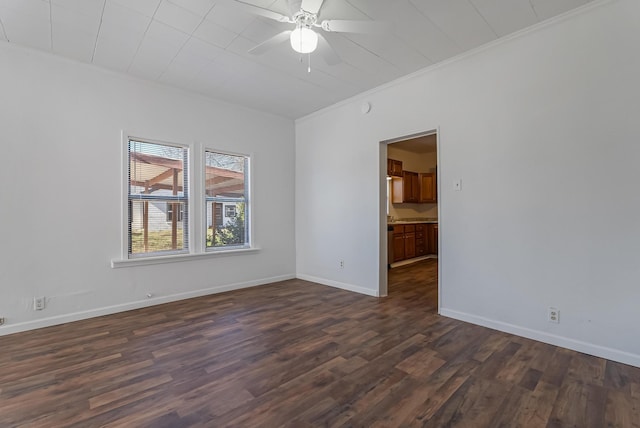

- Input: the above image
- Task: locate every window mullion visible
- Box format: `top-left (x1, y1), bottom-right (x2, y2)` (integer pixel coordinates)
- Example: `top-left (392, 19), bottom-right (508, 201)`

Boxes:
top-left (190, 144), bottom-right (203, 253)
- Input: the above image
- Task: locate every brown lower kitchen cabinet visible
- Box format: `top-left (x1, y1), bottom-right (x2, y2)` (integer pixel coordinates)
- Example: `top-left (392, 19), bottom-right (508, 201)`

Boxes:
top-left (392, 223), bottom-right (437, 263)
top-left (404, 224), bottom-right (416, 259)
top-left (427, 223), bottom-right (438, 254)
top-left (393, 224), bottom-right (416, 261)
top-left (392, 225), bottom-right (405, 262)
top-left (416, 224), bottom-right (426, 257)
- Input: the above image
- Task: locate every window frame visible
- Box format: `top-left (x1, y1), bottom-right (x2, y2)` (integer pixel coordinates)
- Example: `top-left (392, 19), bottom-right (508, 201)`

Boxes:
top-left (114, 133), bottom-right (257, 268)
top-left (203, 147), bottom-right (251, 252)
top-left (125, 137), bottom-right (191, 259)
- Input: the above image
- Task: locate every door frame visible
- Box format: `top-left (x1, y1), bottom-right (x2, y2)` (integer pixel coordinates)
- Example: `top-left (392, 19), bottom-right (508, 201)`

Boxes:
top-left (379, 129), bottom-right (441, 313)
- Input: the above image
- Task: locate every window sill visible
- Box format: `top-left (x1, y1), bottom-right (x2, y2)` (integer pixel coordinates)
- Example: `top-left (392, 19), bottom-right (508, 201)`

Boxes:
top-left (111, 247), bottom-right (260, 269)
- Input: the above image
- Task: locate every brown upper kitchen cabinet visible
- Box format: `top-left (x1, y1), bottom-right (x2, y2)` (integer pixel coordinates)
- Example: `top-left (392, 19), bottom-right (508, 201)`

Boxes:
top-left (387, 158), bottom-right (403, 177)
top-left (409, 172), bottom-right (420, 202)
top-left (392, 170), bottom-right (436, 204)
top-left (419, 172), bottom-right (437, 203)
top-left (392, 171), bottom-right (419, 203)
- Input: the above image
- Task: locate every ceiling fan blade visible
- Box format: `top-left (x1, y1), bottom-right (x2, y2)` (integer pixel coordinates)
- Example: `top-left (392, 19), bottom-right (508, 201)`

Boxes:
top-left (316, 33), bottom-right (341, 65)
top-left (288, 0), bottom-right (302, 16)
top-left (232, 0), bottom-right (292, 23)
top-left (320, 19), bottom-right (390, 34)
top-left (248, 30), bottom-right (292, 55)
top-left (301, 0), bottom-right (324, 14)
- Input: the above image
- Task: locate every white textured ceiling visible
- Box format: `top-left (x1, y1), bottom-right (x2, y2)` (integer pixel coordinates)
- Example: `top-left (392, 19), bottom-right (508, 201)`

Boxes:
top-left (0, 0), bottom-right (596, 118)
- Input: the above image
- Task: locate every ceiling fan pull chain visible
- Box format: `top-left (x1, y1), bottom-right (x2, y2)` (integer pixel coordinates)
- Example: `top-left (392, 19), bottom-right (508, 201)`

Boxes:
top-left (308, 53), bottom-right (311, 73)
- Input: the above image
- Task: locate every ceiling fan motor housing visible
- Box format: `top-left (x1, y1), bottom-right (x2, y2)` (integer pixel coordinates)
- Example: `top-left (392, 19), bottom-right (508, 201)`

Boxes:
top-left (293, 10), bottom-right (318, 29)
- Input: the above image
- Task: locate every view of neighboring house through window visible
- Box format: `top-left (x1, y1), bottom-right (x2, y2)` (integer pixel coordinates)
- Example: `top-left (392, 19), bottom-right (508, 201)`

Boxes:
top-left (205, 151), bottom-right (249, 249)
top-left (128, 140), bottom-right (189, 257)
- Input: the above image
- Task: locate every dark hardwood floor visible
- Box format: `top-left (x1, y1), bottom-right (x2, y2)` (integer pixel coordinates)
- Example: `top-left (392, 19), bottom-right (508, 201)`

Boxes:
top-left (1, 259), bottom-right (639, 427)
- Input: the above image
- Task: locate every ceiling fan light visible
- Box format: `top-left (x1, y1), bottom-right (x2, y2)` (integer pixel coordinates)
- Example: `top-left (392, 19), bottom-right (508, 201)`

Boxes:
top-left (290, 27), bottom-right (318, 53)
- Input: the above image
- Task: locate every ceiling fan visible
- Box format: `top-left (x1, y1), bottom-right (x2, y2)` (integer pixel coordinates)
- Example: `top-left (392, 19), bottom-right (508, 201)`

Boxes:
top-left (232, 0), bottom-right (388, 67)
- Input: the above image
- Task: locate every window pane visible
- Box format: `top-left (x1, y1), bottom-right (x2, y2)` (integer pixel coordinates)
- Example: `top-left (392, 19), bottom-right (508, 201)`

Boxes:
top-left (205, 152), bottom-right (245, 197)
top-left (128, 139), bottom-right (189, 257)
top-left (206, 201), bottom-right (246, 248)
top-left (205, 151), bottom-right (249, 250)
top-left (129, 140), bottom-right (186, 198)
top-left (129, 200), bottom-right (187, 254)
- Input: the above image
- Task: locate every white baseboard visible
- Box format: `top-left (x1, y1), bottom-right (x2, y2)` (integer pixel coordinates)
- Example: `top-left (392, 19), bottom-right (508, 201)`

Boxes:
top-left (390, 255), bottom-right (437, 269)
top-left (440, 308), bottom-right (640, 368)
top-left (296, 274), bottom-right (379, 297)
top-left (0, 274), bottom-right (296, 336)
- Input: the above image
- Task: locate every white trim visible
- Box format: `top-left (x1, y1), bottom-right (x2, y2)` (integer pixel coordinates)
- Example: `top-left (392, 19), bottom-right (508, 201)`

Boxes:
top-left (122, 134), bottom-right (192, 258)
top-left (390, 255), bottom-right (436, 269)
top-left (191, 142), bottom-right (203, 253)
top-left (202, 147), bottom-right (253, 251)
top-left (296, 0), bottom-right (614, 125)
top-left (440, 308), bottom-right (640, 369)
top-left (111, 246), bottom-right (260, 268)
top-left (435, 128), bottom-right (442, 315)
top-left (0, 274), bottom-right (294, 337)
top-left (120, 135), bottom-right (255, 263)
top-left (379, 141), bottom-right (388, 297)
top-left (120, 130), bottom-right (128, 260)
top-left (0, 40), bottom-right (286, 122)
top-left (200, 143), bottom-right (208, 253)
top-left (379, 129), bottom-right (439, 300)
top-left (297, 274), bottom-right (379, 297)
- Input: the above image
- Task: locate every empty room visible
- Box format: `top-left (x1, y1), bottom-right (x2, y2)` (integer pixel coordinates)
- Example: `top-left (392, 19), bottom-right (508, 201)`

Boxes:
top-left (1, 0), bottom-right (639, 426)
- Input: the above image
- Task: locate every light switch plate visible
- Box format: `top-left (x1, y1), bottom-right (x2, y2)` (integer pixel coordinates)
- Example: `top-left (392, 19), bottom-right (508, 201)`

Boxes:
top-left (454, 179), bottom-right (462, 191)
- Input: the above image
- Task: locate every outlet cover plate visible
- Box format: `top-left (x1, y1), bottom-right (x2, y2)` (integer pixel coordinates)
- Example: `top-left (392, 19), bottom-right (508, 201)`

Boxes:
top-left (34, 297), bottom-right (46, 311)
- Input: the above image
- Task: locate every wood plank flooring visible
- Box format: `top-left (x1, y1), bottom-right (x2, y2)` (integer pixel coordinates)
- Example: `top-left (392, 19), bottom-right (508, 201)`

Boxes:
top-left (1, 259), bottom-right (639, 427)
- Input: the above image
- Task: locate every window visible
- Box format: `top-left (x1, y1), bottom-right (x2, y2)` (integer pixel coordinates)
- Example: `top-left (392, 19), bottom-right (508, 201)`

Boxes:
top-left (128, 140), bottom-right (188, 257)
top-left (224, 205), bottom-right (236, 218)
top-left (205, 151), bottom-right (249, 249)
top-left (119, 138), bottom-right (253, 265)
top-left (166, 203), bottom-right (183, 222)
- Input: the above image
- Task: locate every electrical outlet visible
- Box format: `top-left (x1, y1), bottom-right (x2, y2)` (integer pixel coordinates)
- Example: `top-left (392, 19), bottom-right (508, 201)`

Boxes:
top-left (34, 296), bottom-right (46, 311)
top-left (0, 317), bottom-right (5, 326)
top-left (548, 307), bottom-right (559, 323)
top-left (339, 260), bottom-right (344, 269)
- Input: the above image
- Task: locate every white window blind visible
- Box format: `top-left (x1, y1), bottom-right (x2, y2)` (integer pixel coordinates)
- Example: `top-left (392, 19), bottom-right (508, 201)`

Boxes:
top-left (128, 140), bottom-right (189, 257)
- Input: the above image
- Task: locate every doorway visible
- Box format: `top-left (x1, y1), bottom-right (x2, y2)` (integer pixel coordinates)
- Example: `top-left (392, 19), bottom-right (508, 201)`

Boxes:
top-left (379, 130), bottom-right (441, 313)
